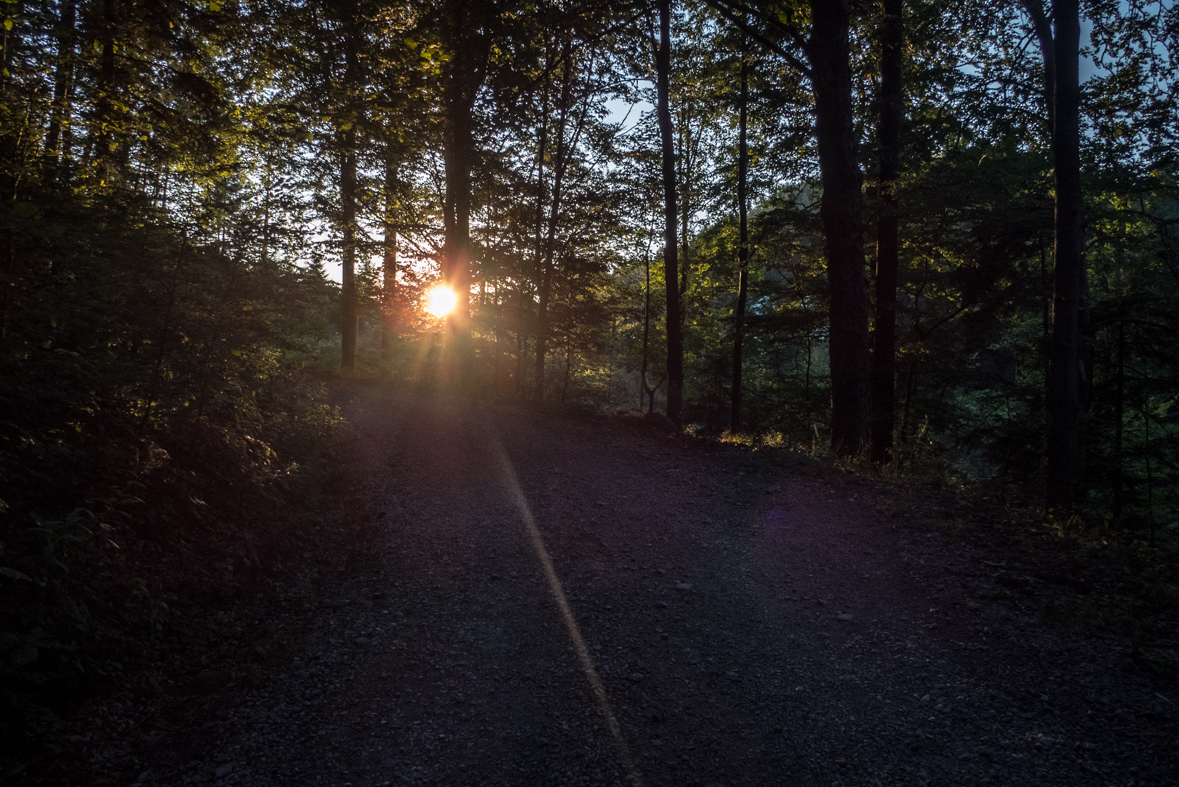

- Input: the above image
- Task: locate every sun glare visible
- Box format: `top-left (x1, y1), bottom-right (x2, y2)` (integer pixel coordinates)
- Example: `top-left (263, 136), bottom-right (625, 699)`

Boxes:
top-left (425, 285), bottom-right (458, 318)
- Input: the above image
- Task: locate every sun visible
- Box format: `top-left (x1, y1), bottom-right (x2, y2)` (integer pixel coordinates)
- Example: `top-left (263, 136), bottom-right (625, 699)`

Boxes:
top-left (425, 284), bottom-right (457, 318)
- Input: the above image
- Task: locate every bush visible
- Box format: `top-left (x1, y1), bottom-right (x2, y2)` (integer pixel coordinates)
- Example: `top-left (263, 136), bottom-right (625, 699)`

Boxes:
top-left (0, 187), bottom-right (343, 754)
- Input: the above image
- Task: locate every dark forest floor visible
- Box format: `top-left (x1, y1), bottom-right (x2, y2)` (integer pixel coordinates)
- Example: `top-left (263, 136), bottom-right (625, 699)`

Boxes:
top-left (17, 383), bottom-right (1179, 787)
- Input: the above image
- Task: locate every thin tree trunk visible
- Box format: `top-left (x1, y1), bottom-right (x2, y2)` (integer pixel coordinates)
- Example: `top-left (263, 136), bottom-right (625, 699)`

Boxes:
top-left (679, 115), bottom-right (691, 299)
top-left (381, 242), bottom-right (397, 359)
top-left (379, 234), bottom-right (396, 359)
top-left (640, 240), bottom-right (652, 411)
top-left (730, 33), bottom-right (749, 435)
top-left (0, 1), bottom-right (16, 188)
top-left (1041, 235), bottom-right (1050, 384)
top-left (1143, 383), bottom-right (1152, 543)
top-left (45, 0), bottom-right (77, 179)
top-left (656, 0), bottom-right (684, 422)
top-left (808, 0), bottom-right (870, 455)
top-left (532, 70), bottom-right (549, 397)
top-left (1113, 318), bottom-right (1124, 522)
top-left (899, 361), bottom-right (915, 444)
top-left (561, 345), bottom-right (572, 402)
top-left (380, 150), bottom-right (398, 360)
top-left (804, 333), bottom-right (812, 411)
top-left (870, 0), bottom-right (903, 465)
top-left (338, 16), bottom-right (360, 371)
top-left (0, 1), bottom-right (20, 337)
top-left (537, 43), bottom-right (591, 402)
top-left (140, 240), bottom-right (187, 431)
top-left (536, 47), bottom-right (570, 402)
top-left (516, 285), bottom-right (527, 395)
top-left (1045, 0), bottom-right (1086, 511)
top-left (340, 137), bottom-right (358, 370)
top-left (94, 0), bottom-right (119, 176)
top-left (261, 172), bottom-right (272, 268)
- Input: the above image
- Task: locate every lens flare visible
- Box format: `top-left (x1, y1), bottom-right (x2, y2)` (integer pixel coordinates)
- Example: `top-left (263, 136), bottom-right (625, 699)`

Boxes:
top-left (425, 285), bottom-right (457, 318)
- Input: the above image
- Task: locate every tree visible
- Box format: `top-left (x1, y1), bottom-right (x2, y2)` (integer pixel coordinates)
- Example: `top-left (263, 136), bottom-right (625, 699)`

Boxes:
top-left (1022, 0), bottom-right (1086, 510)
top-left (1044, 0), bottom-right (1086, 511)
top-left (704, 0), bottom-right (870, 452)
top-left (870, 0), bottom-right (904, 465)
top-left (44, 0), bottom-right (78, 181)
top-left (730, 31), bottom-right (749, 434)
top-left (438, 0), bottom-right (492, 383)
top-left (656, 0), bottom-right (685, 422)
top-left (534, 33), bottom-right (592, 402)
top-left (807, 0), bottom-right (870, 454)
top-left (337, 0), bottom-right (363, 371)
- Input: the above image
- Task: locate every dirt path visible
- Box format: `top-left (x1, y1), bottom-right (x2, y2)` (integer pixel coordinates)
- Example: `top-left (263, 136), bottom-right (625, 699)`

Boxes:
top-left (54, 387), bottom-right (1179, 786)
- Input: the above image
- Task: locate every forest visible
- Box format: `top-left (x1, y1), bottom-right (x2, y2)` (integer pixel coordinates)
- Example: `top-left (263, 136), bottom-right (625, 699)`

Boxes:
top-left (2, 0), bottom-right (1178, 776)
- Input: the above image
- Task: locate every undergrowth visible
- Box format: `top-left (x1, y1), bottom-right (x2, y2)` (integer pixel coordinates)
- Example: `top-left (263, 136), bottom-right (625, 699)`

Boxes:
top-left (709, 421), bottom-right (1179, 666)
top-left (0, 188), bottom-right (346, 766)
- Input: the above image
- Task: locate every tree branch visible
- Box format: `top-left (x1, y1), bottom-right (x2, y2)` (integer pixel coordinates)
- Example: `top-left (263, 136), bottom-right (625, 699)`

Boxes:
top-left (700, 0), bottom-right (812, 79)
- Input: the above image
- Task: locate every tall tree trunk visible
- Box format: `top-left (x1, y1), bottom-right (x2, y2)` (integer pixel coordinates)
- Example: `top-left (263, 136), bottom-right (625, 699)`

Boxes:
top-left (808, 0), bottom-right (870, 455)
top-left (340, 137), bottom-right (358, 370)
top-left (443, 108), bottom-right (473, 327)
top-left (678, 114), bottom-right (692, 300)
top-left (531, 72), bottom-right (549, 397)
top-left (1045, 0), bottom-right (1086, 511)
top-left (45, 0), bottom-right (77, 179)
top-left (656, 0), bottom-right (683, 422)
top-left (533, 134), bottom-right (560, 402)
top-left (1023, 1), bottom-right (1057, 134)
top-left (440, 0), bottom-right (488, 386)
top-left (338, 16), bottom-right (361, 372)
top-left (730, 33), bottom-right (749, 435)
top-left (640, 242), bottom-right (652, 412)
top-left (536, 43), bottom-right (570, 402)
top-left (870, 0), bottom-right (903, 465)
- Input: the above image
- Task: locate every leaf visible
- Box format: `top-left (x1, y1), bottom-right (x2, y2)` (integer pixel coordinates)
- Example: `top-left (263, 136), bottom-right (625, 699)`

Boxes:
top-left (1, 567), bottom-right (32, 581)
top-left (3, 21), bottom-right (12, 32)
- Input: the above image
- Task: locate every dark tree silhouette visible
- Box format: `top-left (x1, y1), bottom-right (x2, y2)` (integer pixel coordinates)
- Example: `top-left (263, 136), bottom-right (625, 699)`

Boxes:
top-left (870, 0), bottom-right (903, 465)
top-left (808, 0), bottom-right (870, 455)
top-left (656, 0), bottom-right (684, 422)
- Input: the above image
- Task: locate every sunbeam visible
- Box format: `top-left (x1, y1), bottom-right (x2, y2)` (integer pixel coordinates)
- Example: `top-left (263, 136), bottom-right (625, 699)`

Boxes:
top-left (490, 438), bottom-right (644, 787)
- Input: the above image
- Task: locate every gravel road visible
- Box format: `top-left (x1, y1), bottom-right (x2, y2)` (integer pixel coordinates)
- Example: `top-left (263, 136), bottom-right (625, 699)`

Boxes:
top-left (52, 386), bottom-right (1179, 787)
